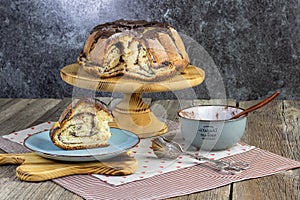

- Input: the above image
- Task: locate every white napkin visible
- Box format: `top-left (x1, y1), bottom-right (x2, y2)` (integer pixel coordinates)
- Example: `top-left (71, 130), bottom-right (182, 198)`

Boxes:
top-left (3, 122), bottom-right (254, 186)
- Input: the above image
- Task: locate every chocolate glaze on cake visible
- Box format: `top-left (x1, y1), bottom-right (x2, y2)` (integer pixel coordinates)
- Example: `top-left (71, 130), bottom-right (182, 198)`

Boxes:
top-left (78, 19), bottom-right (190, 81)
top-left (92, 20), bottom-right (169, 39)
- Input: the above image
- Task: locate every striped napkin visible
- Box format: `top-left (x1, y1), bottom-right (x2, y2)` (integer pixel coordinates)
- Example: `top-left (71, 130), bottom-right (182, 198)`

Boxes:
top-left (1, 122), bottom-right (300, 199)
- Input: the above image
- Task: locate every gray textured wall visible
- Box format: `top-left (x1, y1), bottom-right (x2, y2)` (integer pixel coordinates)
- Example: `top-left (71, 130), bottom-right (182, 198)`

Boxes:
top-left (1, 0), bottom-right (299, 100)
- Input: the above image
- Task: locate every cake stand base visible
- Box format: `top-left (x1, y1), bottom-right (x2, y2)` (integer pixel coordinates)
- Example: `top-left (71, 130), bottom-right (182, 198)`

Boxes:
top-left (110, 93), bottom-right (168, 138)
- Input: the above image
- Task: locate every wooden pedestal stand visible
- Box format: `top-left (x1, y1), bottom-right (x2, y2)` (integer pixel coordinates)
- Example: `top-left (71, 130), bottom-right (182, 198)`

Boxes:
top-left (60, 64), bottom-right (205, 138)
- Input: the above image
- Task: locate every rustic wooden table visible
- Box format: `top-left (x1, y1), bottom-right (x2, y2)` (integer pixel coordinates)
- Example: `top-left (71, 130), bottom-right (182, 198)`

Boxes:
top-left (0, 98), bottom-right (299, 199)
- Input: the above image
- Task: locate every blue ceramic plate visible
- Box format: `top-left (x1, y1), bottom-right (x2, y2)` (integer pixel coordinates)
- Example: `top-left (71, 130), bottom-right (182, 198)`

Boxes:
top-left (24, 128), bottom-right (140, 162)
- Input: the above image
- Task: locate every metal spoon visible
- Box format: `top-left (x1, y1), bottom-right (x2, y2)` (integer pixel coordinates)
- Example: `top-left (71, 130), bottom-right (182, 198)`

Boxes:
top-left (152, 136), bottom-right (250, 175)
top-left (230, 91), bottom-right (280, 120)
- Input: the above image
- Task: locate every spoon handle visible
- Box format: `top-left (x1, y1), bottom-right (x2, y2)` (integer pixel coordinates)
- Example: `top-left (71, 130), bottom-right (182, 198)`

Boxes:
top-left (230, 91), bottom-right (280, 120)
top-left (185, 152), bottom-right (250, 174)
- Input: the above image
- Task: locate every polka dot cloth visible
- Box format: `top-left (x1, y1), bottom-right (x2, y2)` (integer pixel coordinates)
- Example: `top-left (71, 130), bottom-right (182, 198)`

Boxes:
top-left (93, 132), bottom-right (254, 185)
top-left (3, 122), bottom-right (54, 145)
top-left (3, 121), bottom-right (255, 186)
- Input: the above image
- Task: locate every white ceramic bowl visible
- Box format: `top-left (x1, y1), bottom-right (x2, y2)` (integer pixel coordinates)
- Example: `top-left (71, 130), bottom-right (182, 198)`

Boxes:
top-left (178, 105), bottom-right (247, 150)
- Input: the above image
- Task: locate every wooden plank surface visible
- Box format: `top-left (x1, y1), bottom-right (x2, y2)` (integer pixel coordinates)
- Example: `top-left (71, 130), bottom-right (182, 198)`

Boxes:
top-left (0, 99), bottom-right (61, 135)
top-left (0, 99), bottom-right (299, 200)
top-left (232, 100), bottom-right (300, 200)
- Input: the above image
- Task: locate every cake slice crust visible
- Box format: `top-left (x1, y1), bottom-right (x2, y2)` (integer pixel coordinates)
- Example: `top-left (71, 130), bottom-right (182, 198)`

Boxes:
top-left (50, 99), bottom-right (113, 150)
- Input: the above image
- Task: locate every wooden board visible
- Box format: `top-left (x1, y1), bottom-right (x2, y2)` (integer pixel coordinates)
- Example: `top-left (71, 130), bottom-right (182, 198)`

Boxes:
top-left (60, 64), bottom-right (205, 93)
top-left (0, 152), bottom-right (137, 182)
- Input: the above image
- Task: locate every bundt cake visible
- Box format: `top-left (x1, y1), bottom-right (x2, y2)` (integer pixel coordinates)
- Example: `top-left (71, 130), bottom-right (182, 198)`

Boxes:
top-left (78, 19), bottom-right (190, 81)
top-left (50, 98), bottom-right (113, 150)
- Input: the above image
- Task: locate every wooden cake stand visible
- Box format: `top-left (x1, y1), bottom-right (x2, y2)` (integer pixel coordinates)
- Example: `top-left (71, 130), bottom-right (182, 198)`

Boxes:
top-left (60, 64), bottom-right (205, 138)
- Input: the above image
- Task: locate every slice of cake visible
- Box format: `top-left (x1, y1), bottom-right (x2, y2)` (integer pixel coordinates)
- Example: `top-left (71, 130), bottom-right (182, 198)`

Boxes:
top-left (50, 98), bottom-right (113, 150)
top-left (78, 19), bottom-right (190, 81)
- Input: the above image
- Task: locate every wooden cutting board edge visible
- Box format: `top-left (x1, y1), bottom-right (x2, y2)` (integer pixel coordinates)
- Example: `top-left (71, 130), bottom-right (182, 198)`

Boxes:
top-left (0, 152), bottom-right (138, 182)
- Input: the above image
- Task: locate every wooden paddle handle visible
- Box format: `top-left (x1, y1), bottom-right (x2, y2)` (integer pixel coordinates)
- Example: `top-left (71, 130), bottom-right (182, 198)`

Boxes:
top-left (0, 153), bottom-right (26, 165)
top-left (231, 91), bottom-right (280, 120)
